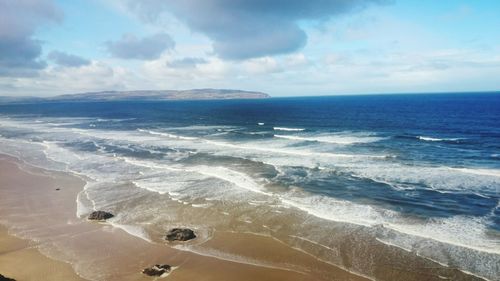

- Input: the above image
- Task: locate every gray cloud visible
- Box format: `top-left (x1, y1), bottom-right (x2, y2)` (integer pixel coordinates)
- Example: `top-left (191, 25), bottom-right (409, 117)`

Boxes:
top-left (167, 57), bottom-right (207, 68)
top-left (0, 0), bottom-right (62, 76)
top-left (106, 33), bottom-right (175, 60)
top-left (48, 51), bottom-right (90, 67)
top-left (127, 0), bottom-right (385, 60)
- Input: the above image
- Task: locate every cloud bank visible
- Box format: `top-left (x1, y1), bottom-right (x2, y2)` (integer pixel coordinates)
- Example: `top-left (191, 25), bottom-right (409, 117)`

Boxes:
top-left (167, 57), bottom-right (208, 68)
top-left (106, 33), bottom-right (175, 60)
top-left (0, 0), bottom-right (62, 76)
top-left (48, 51), bottom-right (90, 67)
top-left (127, 0), bottom-right (384, 59)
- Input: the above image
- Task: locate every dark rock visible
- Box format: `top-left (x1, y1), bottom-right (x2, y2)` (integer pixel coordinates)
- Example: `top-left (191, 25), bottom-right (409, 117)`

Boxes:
top-left (0, 274), bottom-right (16, 281)
top-left (87, 211), bottom-right (114, 221)
top-left (55, 188), bottom-right (60, 191)
top-left (142, 264), bottom-right (171, 276)
top-left (165, 228), bottom-right (196, 241)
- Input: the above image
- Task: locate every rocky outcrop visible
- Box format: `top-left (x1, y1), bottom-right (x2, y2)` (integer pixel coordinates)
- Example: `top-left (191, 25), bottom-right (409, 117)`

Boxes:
top-left (87, 211), bottom-right (114, 221)
top-left (165, 228), bottom-right (196, 241)
top-left (142, 264), bottom-right (171, 276)
top-left (0, 274), bottom-right (16, 281)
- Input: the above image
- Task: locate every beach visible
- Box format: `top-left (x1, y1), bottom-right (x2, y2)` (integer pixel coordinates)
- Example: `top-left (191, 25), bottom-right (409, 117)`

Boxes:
top-left (0, 153), bottom-right (489, 281)
top-left (0, 154), bottom-right (370, 281)
top-left (0, 225), bottom-right (86, 281)
top-left (0, 95), bottom-right (498, 281)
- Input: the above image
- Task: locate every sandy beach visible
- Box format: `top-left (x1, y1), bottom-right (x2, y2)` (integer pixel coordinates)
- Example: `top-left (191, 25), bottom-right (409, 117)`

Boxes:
top-left (0, 225), bottom-right (86, 281)
top-left (0, 152), bottom-right (489, 281)
top-left (0, 154), bottom-right (372, 281)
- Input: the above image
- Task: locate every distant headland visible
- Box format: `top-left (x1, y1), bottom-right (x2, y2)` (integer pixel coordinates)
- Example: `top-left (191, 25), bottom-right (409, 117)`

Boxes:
top-left (0, 89), bottom-right (270, 103)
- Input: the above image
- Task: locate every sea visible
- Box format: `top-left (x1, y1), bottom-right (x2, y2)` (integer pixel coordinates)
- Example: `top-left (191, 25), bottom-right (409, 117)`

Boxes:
top-left (0, 93), bottom-right (499, 280)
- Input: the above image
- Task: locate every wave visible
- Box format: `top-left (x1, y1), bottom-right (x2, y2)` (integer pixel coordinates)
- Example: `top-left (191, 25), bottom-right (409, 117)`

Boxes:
top-left (125, 157), bottom-right (271, 197)
top-left (347, 162), bottom-right (500, 194)
top-left (274, 134), bottom-right (384, 145)
top-left (285, 192), bottom-right (499, 254)
top-left (2, 131), bottom-right (499, 280)
top-left (172, 245), bottom-right (307, 274)
top-left (108, 222), bottom-right (152, 242)
top-left (193, 165), bottom-right (271, 196)
top-left (394, 134), bottom-right (466, 143)
top-left (96, 118), bottom-right (136, 122)
top-left (246, 131), bottom-right (270, 135)
top-left (137, 129), bottom-right (197, 140)
top-left (203, 139), bottom-right (387, 159)
top-left (418, 136), bottom-right (464, 142)
top-left (384, 216), bottom-right (500, 254)
top-left (273, 127), bottom-right (305, 131)
top-left (448, 167), bottom-right (500, 178)
top-left (170, 125), bottom-right (236, 131)
top-left (126, 156), bottom-right (499, 257)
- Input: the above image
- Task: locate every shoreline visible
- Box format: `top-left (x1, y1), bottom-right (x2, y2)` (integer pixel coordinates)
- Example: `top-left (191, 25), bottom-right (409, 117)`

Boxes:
top-left (0, 153), bottom-right (370, 281)
top-left (0, 95), bottom-right (498, 281)
top-left (0, 225), bottom-right (87, 281)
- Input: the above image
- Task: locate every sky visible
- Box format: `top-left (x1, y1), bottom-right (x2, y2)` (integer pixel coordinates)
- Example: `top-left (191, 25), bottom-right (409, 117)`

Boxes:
top-left (0, 0), bottom-right (499, 97)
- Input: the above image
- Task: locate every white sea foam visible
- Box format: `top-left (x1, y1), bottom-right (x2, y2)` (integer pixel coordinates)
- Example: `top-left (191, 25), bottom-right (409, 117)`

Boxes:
top-left (258, 122), bottom-right (265, 125)
top-left (289, 235), bottom-right (339, 252)
top-left (172, 245), bottom-right (307, 274)
top-left (123, 157), bottom-right (270, 200)
top-left (191, 203), bottom-right (212, 208)
top-left (448, 167), bottom-right (500, 178)
top-left (76, 188), bottom-right (94, 218)
top-left (204, 139), bottom-right (386, 159)
top-left (281, 191), bottom-right (500, 262)
top-left (193, 166), bottom-right (272, 196)
top-left (384, 216), bottom-right (500, 254)
top-left (375, 238), bottom-right (413, 253)
top-left (107, 222), bottom-right (152, 242)
top-left (417, 136), bottom-right (463, 142)
top-left (280, 193), bottom-right (390, 227)
top-left (137, 129), bottom-right (197, 140)
top-left (247, 131), bottom-right (268, 135)
top-left (96, 118), bottom-right (136, 122)
top-left (170, 125), bottom-right (235, 131)
top-left (273, 127), bottom-right (305, 131)
top-left (348, 162), bottom-right (500, 193)
top-left (2, 116), bottom-right (499, 280)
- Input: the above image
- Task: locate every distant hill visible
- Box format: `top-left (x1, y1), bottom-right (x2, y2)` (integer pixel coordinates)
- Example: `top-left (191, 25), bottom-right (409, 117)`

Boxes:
top-left (0, 89), bottom-right (270, 103)
top-left (0, 96), bottom-right (44, 103)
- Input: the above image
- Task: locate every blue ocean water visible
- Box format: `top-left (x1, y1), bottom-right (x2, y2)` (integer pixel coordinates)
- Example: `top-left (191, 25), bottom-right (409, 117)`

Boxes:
top-left (0, 93), bottom-right (499, 279)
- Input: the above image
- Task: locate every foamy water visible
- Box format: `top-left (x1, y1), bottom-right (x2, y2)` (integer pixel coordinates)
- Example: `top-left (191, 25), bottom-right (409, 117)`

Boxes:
top-left (0, 94), bottom-right (499, 280)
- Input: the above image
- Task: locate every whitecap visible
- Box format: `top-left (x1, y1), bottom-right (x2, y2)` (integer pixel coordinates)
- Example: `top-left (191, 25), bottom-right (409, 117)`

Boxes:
top-left (273, 127), bottom-right (305, 131)
top-left (417, 136), bottom-right (464, 142)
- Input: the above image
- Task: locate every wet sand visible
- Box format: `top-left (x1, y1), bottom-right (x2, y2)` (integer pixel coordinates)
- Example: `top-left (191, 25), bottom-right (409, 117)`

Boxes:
top-left (0, 153), bottom-right (489, 281)
top-left (0, 225), bottom-right (87, 281)
top-left (0, 154), bottom-right (369, 281)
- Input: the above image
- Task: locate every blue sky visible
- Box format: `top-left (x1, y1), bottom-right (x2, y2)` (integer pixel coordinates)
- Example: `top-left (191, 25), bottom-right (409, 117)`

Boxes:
top-left (0, 0), bottom-right (499, 96)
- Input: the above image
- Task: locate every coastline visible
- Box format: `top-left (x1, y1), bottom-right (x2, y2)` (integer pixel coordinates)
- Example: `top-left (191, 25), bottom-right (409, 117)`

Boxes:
top-left (0, 153), bottom-right (370, 281)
